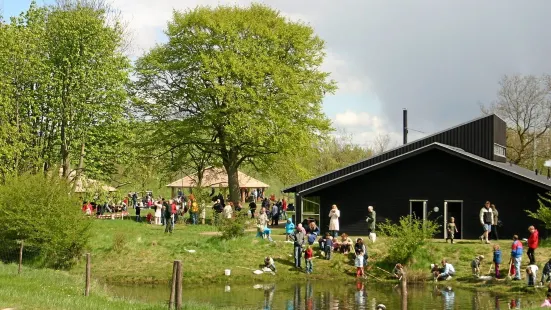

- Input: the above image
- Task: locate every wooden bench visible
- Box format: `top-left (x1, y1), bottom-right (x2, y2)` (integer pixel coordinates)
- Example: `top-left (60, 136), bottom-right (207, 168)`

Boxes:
top-left (96, 211), bottom-right (129, 220)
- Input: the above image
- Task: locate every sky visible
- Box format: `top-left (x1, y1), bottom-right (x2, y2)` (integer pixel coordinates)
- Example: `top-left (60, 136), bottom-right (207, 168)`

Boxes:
top-left (4, 0), bottom-right (551, 148)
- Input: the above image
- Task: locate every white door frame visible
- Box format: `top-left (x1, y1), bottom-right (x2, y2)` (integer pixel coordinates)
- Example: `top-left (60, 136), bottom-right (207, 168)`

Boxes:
top-left (444, 200), bottom-right (463, 240)
top-left (409, 199), bottom-right (427, 221)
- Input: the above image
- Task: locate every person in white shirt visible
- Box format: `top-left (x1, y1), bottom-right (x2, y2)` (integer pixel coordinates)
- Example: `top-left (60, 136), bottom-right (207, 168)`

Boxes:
top-left (224, 203), bottom-right (233, 219)
top-left (438, 259), bottom-right (456, 281)
top-left (479, 201), bottom-right (493, 244)
top-left (527, 264), bottom-right (539, 286)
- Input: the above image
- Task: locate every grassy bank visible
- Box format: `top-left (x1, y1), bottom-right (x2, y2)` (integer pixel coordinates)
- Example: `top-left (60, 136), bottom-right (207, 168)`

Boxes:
top-left (70, 214), bottom-right (551, 295)
top-left (0, 263), bottom-right (246, 310)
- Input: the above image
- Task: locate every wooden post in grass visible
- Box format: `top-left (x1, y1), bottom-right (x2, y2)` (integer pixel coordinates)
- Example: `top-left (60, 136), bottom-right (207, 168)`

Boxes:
top-left (18, 240), bottom-right (24, 274)
top-left (85, 253), bottom-right (91, 296)
top-left (400, 270), bottom-right (407, 310)
top-left (169, 261), bottom-right (178, 309)
top-left (176, 260), bottom-right (183, 310)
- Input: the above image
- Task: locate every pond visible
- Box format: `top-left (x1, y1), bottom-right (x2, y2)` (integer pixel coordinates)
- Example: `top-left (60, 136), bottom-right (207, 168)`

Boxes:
top-left (109, 281), bottom-right (546, 309)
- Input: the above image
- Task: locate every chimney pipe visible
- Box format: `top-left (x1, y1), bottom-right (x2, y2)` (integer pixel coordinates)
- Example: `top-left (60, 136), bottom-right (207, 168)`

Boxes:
top-left (403, 109), bottom-right (408, 145)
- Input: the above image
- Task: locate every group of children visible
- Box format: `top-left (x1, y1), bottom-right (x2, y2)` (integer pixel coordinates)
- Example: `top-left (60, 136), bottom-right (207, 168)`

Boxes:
top-left (285, 218), bottom-right (369, 277)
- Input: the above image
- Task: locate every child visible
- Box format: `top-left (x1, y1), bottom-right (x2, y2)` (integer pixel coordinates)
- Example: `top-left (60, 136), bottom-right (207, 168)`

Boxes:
top-left (446, 217), bottom-right (458, 243)
top-left (305, 246), bottom-right (314, 274)
top-left (285, 218), bottom-right (295, 241)
top-left (325, 235), bottom-right (333, 260)
top-left (264, 256), bottom-right (276, 272)
top-left (527, 264), bottom-right (539, 286)
top-left (541, 293), bottom-right (551, 307)
top-left (355, 251), bottom-right (365, 277)
top-left (493, 244), bottom-right (502, 278)
top-left (471, 255), bottom-right (484, 277)
top-left (542, 259), bottom-right (551, 286)
top-left (393, 263), bottom-right (404, 279)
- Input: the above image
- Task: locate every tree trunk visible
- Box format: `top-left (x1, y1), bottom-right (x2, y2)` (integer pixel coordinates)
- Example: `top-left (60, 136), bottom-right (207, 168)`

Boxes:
top-left (224, 164), bottom-right (241, 205)
top-left (60, 119), bottom-right (70, 178)
top-left (72, 142), bottom-right (85, 191)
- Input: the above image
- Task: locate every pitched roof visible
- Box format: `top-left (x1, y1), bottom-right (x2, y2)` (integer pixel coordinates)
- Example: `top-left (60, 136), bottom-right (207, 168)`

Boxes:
top-left (294, 142), bottom-right (551, 195)
top-left (284, 114), bottom-right (504, 193)
top-left (166, 167), bottom-right (269, 188)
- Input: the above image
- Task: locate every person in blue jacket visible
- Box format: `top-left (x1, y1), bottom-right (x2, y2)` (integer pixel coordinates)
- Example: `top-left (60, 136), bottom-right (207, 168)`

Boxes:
top-left (511, 235), bottom-right (523, 280)
top-left (493, 244), bottom-right (502, 278)
top-left (285, 218), bottom-right (295, 241)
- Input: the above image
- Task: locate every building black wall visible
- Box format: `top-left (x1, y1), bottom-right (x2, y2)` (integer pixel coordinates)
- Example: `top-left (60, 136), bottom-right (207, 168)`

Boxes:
top-left (304, 149), bottom-right (548, 239)
top-left (292, 114), bottom-right (506, 193)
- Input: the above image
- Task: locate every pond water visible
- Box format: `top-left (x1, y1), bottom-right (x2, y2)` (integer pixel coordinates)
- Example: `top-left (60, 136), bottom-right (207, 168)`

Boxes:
top-left (109, 281), bottom-right (545, 310)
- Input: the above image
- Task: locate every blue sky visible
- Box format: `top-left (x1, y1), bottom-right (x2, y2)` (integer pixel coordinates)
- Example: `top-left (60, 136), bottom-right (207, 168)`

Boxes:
top-left (5, 0), bottom-right (551, 149)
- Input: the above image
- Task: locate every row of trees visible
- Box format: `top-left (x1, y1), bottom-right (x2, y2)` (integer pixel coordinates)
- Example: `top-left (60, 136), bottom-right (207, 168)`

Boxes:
top-left (0, 1), bottom-right (379, 203)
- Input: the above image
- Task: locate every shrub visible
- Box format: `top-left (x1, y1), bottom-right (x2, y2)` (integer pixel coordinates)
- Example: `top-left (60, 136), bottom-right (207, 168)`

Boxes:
top-left (0, 173), bottom-right (90, 269)
top-left (526, 193), bottom-right (551, 230)
top-left (112, 232), bottom-right (127, 252)
top-left (378, 215), bottom-right (440, 264)
top-left (217, 211), bottom-right (248, 240)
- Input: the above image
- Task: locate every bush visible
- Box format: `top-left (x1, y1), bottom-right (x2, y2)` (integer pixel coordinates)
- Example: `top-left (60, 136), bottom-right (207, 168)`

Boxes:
top-left (0, 173), bottom-right (90, 269)
top-left (217, 211), bottom-right (248, 240)
top-left (526, 193), bottom-right (551, 230)
top-left (378, 215), bottom-right (440, 264)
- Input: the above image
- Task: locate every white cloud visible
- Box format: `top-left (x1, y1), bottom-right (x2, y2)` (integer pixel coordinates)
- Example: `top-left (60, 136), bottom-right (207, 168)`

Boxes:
top-left (334, 110), bottom-right (383, 128)
top-left (322, 51), bottom-right (371, 94)
top-left (333, 110), bottom-right (426, 149)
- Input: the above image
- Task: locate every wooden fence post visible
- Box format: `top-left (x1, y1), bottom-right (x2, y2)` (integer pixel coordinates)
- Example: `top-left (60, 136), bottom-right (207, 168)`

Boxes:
top-left (169, 261), bottom-right (178, 309)
top-left (400, 272), bottom-right (407, 310)
top-left (84, 253), bottom-right (91, 296)
top-left (176, 260), bottom-right (183, 310)
top-left (18, 240), bottom-right (24, 274)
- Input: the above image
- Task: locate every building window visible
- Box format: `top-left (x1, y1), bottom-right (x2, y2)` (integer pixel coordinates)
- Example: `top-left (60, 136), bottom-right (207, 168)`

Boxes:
top-left (302, 196), bottom-right (320, 227)
top-left (494, 144), bottom-right (506, 157)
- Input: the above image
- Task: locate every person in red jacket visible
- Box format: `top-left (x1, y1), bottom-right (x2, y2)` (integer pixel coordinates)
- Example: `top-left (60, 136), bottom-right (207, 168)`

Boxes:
top-left (527, 226), bottom-right (539, 265)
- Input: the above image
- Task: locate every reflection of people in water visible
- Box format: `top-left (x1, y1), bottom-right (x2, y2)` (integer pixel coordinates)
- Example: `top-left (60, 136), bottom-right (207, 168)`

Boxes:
top-left (355, 281), bottom-right (367, 306)
top-left (262, 284), bottom-right (275, 310)
top-left (441, 286), bottom-right (455, 310)
top-left (304, 281), bottom-right (314, 310)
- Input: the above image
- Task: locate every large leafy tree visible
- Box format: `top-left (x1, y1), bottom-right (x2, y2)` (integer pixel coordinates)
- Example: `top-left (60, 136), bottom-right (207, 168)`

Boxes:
top-left (134, 4), bottom-right (335, 202)
top-left (0, 1), bottom-right (131, 180)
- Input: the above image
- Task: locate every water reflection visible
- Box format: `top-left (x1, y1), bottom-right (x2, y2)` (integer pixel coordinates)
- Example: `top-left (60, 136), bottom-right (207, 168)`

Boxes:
top-left (109, 281), bottom-right (544, 309)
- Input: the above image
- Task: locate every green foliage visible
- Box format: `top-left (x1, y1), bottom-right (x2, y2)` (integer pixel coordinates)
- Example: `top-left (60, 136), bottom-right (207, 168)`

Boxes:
top-left (0, 1), bottom-right (130, 179)
top-left (379, 215), bottom-right (440, 264)
top-left (0, 173), bottom-right (90, 269)
top-left (112, 232), bottom-right (128, 253)
top-left (217, 212), bottom-right (248, 240)
top-left (134, 4), bottom-right (336, 202)
top-left (526, 192), bottom-right (551, 229)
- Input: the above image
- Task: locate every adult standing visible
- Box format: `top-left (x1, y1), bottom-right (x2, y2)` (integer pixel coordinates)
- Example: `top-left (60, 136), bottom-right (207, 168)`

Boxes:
top-left (329, 204), bottom-right (340, 238)
top-left (290, 224), bottom-right (306, 269)
top-left (527, 226), bottom-right (539, 265)
top-left (366, 206), bottom-right (376, 242)
top-left (271, 203), bottom-right (280, 226)
top-left (511, 235), bottom-right (523, 280)
top-left (257, 207), bottom-right (269, 237)
top-left (164, 199), bottom-right (173, 234)
top-left (249, 200), bottom-right (257, 219)
top-left (491, 204), bottom-right (499, 241)
top-left (479, 201), bottom-right (493, 244)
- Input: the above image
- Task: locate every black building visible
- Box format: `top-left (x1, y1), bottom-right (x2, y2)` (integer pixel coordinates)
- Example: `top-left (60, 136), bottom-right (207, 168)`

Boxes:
top-left (283, 114), bottom-right (551, 239)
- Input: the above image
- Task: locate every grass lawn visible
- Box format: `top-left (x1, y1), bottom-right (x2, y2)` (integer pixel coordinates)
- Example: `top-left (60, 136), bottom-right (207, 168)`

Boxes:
top-left (0, 263), bottom-right (246, 310)
top-left (71, 210), bottom-right (551, 295)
